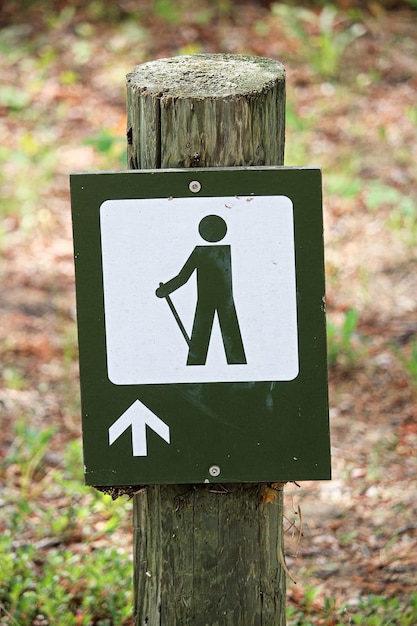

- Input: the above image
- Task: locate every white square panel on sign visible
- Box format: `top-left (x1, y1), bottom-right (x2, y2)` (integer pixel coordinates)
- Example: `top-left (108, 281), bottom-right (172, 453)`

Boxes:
top-left (100, 195), bottom-right (299, 384)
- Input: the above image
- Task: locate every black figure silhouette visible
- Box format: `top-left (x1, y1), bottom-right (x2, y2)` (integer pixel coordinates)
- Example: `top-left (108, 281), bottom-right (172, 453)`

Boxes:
top-left (156, 214), bottom-right (247, 366)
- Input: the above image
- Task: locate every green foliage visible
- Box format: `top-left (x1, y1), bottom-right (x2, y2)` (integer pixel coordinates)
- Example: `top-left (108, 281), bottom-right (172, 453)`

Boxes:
top-left (0, 533), bottom-right (133, 625)
top-left (392, 339), bottom-right (417, 387)
top-left (287, 591), bottom-right (417, 625)
top-left (0, 86), bottom-right (31, 111)
top-left (0, 132), bottom-right (57, 249)
top-left (407, 105), bottom-right (417, 126)
top-left (272, 4), bottom-right (366, 79)
top-left (84, 130), bottom-right (126, 168)
top-left (153, 0), bottom-right (182, 24)
top-left (1, 3), bottom-right (416, 624)
top-left (326, 173), bottom-right (362, 199)
top-left (2, 366), bottom-right (26, 391)
top-left (327, 308), bottom-right (363, 367)
top-left (284, 101), bottom-right (312, 165)
top-left (364, 182), bottom-right (417, 247)
top-left (351, 593), bottom-right (417, 625)
top-left (1, 429), bottom-right (133, 625)
top-left (3, 421), bottom-right (56, 499)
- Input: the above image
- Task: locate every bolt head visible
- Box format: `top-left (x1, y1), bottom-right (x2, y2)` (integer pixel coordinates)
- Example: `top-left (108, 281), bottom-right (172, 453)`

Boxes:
top-left (189, 180), bottom-right (202, 193)
top-left (209, 465), bottom-right (221, 477)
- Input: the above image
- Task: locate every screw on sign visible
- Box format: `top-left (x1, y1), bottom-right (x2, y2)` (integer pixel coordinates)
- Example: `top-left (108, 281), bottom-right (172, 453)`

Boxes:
top-left (189, 180), bottom-right (202, 193)
top-left (188, 180), bottom-right (201, 193)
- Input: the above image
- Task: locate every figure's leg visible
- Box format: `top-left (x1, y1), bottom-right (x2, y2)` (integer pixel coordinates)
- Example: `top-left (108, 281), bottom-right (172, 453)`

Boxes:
top-left (187, 301), bottom-right (216, 365)
top-left (218, 300), bottom-right (247, 364)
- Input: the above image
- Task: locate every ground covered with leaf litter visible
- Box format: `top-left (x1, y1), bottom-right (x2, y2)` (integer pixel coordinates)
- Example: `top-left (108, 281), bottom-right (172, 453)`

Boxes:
top-left (0, 1), bottom-right (416, 624)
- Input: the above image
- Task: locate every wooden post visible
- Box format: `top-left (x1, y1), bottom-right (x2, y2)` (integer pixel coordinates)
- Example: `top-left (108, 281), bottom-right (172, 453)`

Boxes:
top-left (126, 53), bottom-right (287, 626)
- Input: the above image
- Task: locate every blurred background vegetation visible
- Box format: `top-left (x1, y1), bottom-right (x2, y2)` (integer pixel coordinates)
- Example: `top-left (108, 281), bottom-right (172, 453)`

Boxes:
top-left (1, 0), bottom-right (416, 624)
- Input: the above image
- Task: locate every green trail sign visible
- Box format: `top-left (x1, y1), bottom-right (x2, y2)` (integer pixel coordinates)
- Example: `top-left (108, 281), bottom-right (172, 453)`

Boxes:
top-left (70, 166), bottom-right (330, 486)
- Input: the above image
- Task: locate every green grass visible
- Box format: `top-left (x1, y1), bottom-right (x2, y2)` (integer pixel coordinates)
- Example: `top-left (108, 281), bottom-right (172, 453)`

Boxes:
top-left (271, 3), bottom-right (366, 79)
top-left (0, 536), bottom-right (133, 625)
top-left (392, 339), bottom-right (417, 387)
top-left (327, 308), bottom-right (364, 368)
top-left (364, 182), bottom-right (417, 247)
top-left (287, 590), bottom-right (417, 625)
top-left (84, 130), bottom-right (126, 169)
top-left (0, 426), bottom-right (133, 625)
top-left (1, 1), bottom-right (416, 623)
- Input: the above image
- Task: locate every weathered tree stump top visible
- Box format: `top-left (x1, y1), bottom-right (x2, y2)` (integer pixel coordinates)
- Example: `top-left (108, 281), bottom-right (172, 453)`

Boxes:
top-left (126, 54), bottom-right (286, 168)
top-left (127, 53), bottom-right (285, 100)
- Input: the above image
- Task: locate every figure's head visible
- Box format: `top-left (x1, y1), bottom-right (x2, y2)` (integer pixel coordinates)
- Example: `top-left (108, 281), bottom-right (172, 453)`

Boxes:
top-left (198, 215), bottom-right (227, 242)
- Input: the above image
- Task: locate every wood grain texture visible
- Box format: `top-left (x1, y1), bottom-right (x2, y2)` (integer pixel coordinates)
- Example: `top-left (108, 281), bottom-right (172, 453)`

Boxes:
top-left (127, 54), bottom-right (285, 169)
top-left (127, 53), bottom-right (286, 626)
top-left (133, 484), bottom-right (286, 626)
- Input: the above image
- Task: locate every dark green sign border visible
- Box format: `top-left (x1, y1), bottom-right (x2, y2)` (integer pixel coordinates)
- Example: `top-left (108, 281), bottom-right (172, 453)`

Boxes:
top-left (70, 166), bottom-right (330, 485)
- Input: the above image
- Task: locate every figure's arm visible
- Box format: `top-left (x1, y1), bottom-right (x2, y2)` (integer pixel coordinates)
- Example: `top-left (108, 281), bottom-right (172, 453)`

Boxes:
top-left (156, 250), bottom-right (197, 298)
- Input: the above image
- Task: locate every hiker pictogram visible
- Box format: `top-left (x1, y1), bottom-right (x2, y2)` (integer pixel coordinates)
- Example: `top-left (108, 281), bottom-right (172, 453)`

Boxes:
top-left (99, 193), bottom-right (299, 386)
top-left (156, 214), bottom-right (247, 366)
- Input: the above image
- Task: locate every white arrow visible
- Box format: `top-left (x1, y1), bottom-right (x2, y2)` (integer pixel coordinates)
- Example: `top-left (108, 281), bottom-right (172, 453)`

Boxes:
top-left (108, 400), bottom-right (170, 457)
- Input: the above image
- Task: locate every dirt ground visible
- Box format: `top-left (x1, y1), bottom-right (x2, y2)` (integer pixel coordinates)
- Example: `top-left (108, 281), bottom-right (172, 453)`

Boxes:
top-left (1, 1), bottom-right (416, 619)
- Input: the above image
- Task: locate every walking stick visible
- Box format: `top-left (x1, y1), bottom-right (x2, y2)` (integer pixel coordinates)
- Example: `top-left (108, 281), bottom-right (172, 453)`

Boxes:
top-left (160, 283), bottom-right (191, 346)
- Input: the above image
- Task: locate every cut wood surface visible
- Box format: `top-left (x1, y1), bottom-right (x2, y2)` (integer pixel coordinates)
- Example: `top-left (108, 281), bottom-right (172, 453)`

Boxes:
top-left (127, 53), bottom-right (285, 169)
